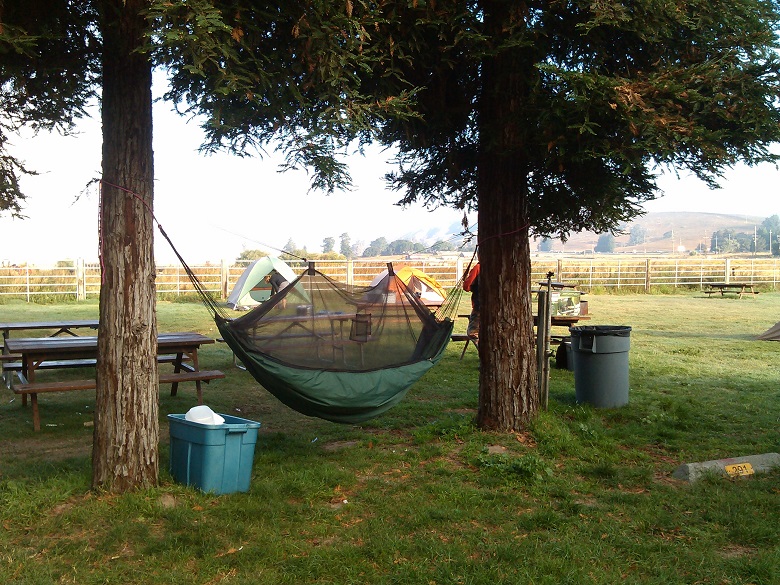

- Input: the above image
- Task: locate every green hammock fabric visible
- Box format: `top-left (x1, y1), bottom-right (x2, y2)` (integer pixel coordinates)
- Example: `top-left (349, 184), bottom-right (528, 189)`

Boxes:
top-left (218, 315), bottom-right (453, 423)
top-left (213, 263), bottom-right (460, 423)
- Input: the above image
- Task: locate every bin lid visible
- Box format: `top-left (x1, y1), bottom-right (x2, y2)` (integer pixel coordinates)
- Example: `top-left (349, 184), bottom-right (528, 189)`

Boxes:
top-left (569, 325), bottom-right (631, 337)
top-left (185, 405), bottom-right (225, 425)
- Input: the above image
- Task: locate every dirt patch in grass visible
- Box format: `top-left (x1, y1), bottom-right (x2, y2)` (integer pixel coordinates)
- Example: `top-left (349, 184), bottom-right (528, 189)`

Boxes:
top-left (321, 440), bottom-right (360, 452)
top-left (719, 544), bottom-right (757, 558)
top-left (3, 433), bottom-right (92, 462)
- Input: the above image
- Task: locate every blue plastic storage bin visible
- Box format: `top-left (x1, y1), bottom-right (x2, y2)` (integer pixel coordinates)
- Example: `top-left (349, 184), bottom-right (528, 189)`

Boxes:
top-left (168, 413), bottom-right (261, 494)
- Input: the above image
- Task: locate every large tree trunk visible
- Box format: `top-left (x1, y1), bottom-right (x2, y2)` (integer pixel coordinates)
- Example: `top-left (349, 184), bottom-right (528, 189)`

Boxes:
top-left (475, 0), bottom-right (538, 431)
top-left (92, 0), bottom-right (158, 492)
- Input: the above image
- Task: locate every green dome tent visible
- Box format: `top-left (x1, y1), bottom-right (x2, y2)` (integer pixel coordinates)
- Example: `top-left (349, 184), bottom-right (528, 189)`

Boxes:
top-left (227, 257), bottom-right (299, 310)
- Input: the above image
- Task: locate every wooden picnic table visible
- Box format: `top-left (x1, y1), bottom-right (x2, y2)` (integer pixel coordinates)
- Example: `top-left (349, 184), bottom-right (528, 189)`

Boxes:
top-left (1, 319), bottom-right (100, 387)
top-left (704, 282), bottom-right (759, 299)
top-left (0, 319), bottom-right (99, 344)
top-left (5, 332), bottom-right (222, 431)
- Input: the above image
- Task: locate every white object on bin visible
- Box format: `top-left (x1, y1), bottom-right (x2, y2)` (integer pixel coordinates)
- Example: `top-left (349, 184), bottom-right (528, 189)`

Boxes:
top-left (184, 405), bottom-right (225, 425)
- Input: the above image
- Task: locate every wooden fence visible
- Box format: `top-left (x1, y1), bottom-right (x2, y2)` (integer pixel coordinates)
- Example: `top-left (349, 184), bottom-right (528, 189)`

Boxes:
top-left (1, 256), bottom-right (779, 301)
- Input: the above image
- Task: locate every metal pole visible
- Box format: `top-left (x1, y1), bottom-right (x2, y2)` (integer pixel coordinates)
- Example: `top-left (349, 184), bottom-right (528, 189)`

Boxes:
top-left (536, 272), bottom-right (553, 410)
top-left (536, 289), bottom-right (548, 409)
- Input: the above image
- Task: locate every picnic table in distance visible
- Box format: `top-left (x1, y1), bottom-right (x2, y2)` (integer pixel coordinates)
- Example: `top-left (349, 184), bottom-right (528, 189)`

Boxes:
top-left (703, 282), bottom-right (759, 299)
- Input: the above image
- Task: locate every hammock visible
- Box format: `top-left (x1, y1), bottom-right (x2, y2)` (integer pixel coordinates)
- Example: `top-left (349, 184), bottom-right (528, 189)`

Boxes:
top-left (162, 220), bottom-right (464, 422)
top-left (212, 263), bottom-right (459, 422)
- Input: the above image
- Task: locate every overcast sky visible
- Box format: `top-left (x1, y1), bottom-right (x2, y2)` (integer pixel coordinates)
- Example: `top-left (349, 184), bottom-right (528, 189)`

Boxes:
top-left (3, 87), bottom-right (779, 266)
top-left (3, 95), bottom-right (474, 266)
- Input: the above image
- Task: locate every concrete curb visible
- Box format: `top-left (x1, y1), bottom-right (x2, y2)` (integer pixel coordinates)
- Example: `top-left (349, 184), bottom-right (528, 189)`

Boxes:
top-left (672, 452), bottom-right (780, 483)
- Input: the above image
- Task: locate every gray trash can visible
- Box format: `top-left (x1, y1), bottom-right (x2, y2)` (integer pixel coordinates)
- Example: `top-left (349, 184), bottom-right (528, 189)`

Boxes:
top-left (569, 325), bottom-right (631, 408)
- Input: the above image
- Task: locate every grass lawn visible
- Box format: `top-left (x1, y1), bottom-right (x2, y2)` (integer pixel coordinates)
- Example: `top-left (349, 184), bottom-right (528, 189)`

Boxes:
top-left (1, 292), bottom-right (779, 584)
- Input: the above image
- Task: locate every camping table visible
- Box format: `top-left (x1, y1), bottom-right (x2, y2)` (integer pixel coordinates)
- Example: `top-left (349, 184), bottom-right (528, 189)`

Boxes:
top-left (536, 281), bottom-right (578, 290)
top-left (251, 312), bottom-right (360, 364)
top-left (452, 314), bottom-right (589, 359)
top-left (454, 314), bottom-right (588, 328)
top-left (704, 283), bottom-right (759, 298)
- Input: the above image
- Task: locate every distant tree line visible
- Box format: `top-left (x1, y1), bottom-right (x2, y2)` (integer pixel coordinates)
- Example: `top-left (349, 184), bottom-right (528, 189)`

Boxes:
top-left (360, 237), bottom-right (468, 257)
top-left (710, 215), bottom-right (780, 255)
top-left (235, 232), bottom-right (476, 264)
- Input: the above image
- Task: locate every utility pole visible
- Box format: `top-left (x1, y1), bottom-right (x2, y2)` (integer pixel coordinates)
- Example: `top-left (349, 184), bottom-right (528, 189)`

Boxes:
top-left (754, 226), bottom-right (757, 257)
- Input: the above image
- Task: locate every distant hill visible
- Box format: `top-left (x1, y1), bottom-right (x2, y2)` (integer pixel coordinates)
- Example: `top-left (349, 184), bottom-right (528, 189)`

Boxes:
top-left (544, 212), bottom-right (766, 254)
top-left (395, 211), bottom-right (768, 255)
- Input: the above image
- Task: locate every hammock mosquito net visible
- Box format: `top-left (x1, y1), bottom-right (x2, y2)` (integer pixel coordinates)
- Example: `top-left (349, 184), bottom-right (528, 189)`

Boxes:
top-left (193, 259), bottom-right (462, 423)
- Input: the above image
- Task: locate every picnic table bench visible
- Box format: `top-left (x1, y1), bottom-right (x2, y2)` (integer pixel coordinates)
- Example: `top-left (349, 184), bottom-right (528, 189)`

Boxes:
top-left (703, 282), bottom-right (759, 299)
top-left (5, 332), bottom-right (224, 431)
top-left (450, 333), bottom-right (479, 360)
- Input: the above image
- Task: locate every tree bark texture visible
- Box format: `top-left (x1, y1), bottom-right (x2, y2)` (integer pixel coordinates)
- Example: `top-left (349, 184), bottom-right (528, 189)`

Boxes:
top-left (92, 0), bottom-right (159, 491)
top-left (475, 0), bottom-right (539, 431)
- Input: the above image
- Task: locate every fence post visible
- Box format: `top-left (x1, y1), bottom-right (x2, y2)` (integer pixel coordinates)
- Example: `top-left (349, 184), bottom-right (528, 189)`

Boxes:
top-left (645, 259), bottom-right (651, 292)
top-left (77, 258), bottom-right (86, 300)
top-left (699, 258), bottom-right (704, 289)
top-left (346, 260), bottom-right (354, 286)
top-left (589, 260), bottom-right (593, 289)
top-left (725, 258), bottom-right (731, 283)
top-left (536, 288), bottom-right (550, 411)
top-left (557, 258), bottom-right (562, 280)
top-left (221, 260), bottom-right (229, 300)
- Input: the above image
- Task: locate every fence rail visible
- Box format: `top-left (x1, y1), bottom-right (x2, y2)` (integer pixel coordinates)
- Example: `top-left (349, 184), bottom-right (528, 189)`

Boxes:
top-left (1, 257), bottom-right (779, 301)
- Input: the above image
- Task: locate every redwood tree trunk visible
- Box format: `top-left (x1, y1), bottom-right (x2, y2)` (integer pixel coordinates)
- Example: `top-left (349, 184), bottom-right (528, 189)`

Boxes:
top-left (92, 0), bottom-right (159, 491)
top-left (475, 0), bottom-right (538, 431)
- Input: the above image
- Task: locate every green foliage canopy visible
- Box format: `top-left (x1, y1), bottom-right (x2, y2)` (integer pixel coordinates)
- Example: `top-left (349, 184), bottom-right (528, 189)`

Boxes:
top-left (710, 215), bottom-right (780, 254)
top-left (0, 1), bottom-right (101, 216)
top-left (146, 0), bottom-right (417, 194)
top-left (359, 0), bottom-right (780, 239)
top-left (235, 248), bottom-right (268, 264)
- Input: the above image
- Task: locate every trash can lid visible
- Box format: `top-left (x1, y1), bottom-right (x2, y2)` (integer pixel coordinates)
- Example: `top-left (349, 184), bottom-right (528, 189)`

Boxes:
top-left (569, 325), bottom-right (632, 337)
